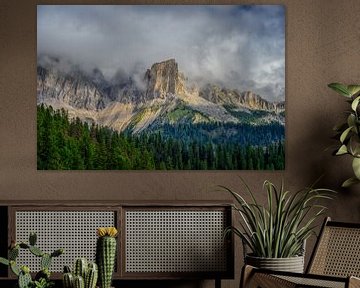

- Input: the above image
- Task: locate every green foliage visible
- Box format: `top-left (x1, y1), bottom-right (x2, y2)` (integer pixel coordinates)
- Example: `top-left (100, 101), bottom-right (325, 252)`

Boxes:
top-left (0, 232), bottom-right (63, 288)
top-left (37, 105), bottom-right (285, 170)
top-left (222, 178), bottom-right (335, 258)
top-left (32, 278), bottom-right (54, 288)
top-left (328, 83), bottom-right (360, 187)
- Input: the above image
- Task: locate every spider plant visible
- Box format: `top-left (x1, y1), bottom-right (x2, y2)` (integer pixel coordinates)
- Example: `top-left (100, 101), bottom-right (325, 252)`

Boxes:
top-left (222, 179), bottom-right (335, 258)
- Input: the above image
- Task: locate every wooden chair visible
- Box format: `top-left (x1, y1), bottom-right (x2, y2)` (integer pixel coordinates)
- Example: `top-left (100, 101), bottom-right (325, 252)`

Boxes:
top-left (241, 217), bottom-right (360, 288)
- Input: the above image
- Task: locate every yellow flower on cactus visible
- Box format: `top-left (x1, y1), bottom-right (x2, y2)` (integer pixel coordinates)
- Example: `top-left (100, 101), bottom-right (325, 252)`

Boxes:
top-left (97, 227), bottom-right (118, 238)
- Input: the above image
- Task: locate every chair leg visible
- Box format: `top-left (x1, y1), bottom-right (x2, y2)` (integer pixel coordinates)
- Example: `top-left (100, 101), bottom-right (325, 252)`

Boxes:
top-left (215, 278), bottom-right (221, 288)
top-left (240, 265), bottom-right (255, 288)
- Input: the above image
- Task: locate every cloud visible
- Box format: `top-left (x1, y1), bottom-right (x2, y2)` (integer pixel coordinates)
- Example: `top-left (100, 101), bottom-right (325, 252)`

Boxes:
top-left (37, 5), bottom-right (285, 101)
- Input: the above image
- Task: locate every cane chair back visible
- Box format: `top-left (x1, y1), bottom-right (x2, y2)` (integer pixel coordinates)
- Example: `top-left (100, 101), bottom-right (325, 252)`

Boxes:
top-left (307, 217), bottom-right (360, 278)
top-left (241, 217), bottom-right (360, 288)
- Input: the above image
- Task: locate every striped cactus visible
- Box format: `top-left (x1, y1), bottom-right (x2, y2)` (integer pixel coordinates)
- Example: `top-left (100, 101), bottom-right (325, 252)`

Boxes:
top-left (73, 275), bottom-right (85, 288)
top-left (63, 260), bottom-right (98, 288)
top-left (63, 272), bottom-right (74, 288)
top-left (74, 258), bottom-right (88, 279)
top-left (96, 227), bottom-right (118, 288)
top-left (85, 262), bottom-right (98, 288)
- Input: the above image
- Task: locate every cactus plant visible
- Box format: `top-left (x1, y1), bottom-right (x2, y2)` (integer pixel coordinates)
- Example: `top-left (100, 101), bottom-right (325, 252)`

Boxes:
top-left (73, 275), bottom-right (85, 288)
top-left (85, 262), bottom-right (98, 288)
top-left (19, 268), bottom-right (32, 288)
top-left (62, 259), bottom-right (98, 288)
top-left (74, 258), bottom-right (88, 279)
top-left (63, 272), bottom-right (74, 288)
top-left (0, 232), bottom-right (63, 288)
top-left (96, 227), bottom-right (118, 288)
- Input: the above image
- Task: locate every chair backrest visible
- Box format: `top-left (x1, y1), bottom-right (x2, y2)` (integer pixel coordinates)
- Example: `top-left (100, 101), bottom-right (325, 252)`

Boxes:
top-left (307, 217), bottom-right (360, 277)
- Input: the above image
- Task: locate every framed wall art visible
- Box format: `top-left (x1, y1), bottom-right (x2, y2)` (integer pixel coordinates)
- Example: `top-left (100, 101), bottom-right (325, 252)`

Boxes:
top-left (37, 5), bottom-right (285, 170)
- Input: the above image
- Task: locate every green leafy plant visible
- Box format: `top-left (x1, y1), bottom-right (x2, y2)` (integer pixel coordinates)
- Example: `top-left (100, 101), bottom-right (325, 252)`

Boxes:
top-left (0, 232), bottom-right (63, 288)
top-left (222, 179), bottom-right (335, 258)
top-left (328, 83), bottom-right (360, 187)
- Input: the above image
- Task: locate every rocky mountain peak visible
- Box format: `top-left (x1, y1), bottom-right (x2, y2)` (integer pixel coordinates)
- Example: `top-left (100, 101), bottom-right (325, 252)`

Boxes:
top-left (144, 59), bottom-right (186, 99)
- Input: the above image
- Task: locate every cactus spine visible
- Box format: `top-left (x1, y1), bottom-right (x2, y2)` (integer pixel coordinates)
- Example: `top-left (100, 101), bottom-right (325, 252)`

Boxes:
top-left (96, 227), bottom-right (118, 288)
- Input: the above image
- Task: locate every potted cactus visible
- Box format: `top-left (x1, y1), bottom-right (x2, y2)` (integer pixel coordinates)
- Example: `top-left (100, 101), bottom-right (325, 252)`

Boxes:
top-left (62, 258), bottom-right (98, 288)
top-left (0, 232), bottom-right (63, 288)
top-left (96, 227), bottom-right (118, 288)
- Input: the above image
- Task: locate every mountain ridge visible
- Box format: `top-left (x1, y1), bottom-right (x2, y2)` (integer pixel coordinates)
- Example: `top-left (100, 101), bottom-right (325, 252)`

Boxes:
top-left (37, 58), bottom-right (285, 133)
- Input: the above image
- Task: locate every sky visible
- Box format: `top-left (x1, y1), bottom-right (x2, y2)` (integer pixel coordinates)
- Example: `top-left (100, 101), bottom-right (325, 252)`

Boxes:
top-left (37, 5), bottom-right (285, 102)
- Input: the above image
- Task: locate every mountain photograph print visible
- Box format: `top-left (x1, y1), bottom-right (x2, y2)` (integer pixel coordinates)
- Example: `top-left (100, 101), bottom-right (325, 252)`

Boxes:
top-left (37, 5), bottom-right (285, 170)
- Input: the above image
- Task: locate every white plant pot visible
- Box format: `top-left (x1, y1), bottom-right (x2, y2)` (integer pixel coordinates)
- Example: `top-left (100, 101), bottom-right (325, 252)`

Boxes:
top-left (245, 254), bottom-right (305, 273)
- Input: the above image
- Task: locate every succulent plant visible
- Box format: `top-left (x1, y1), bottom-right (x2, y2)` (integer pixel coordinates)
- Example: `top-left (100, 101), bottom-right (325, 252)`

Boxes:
top-left (96, 227), bottom-right (118, 288)
top-left (74, 258), bottom-right (88, 280)
top-left (0, 232), bottom-right (63, 288)
top-left (85, 262), bottom-right (98, 288)
top-left (63, 259), bottom-right (98, 288)
top-left (73, 275), bottom-right (85, 288)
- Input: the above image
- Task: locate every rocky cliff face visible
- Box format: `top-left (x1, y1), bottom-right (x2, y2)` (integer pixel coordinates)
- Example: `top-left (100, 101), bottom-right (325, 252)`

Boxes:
top-left (37, 58), bottom-right (285, 132)
top-left (37, 66), bottom-right (107, 111)
top-left (199, 85), bottom-right (284, 112)
top-left (144, 59), bottom-right (186, 99)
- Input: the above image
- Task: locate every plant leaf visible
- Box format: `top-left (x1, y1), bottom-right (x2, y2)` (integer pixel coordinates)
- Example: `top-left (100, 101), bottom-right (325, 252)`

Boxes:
top-left (347, 114), bottom-right (356, 128)
top-left (0, 257), bottom-right (9, 266)
top-left (328, 83), bottom-right (351, 97)
top-left (336, 145), bottom-right (348, 155)
top-left (351, 96), bottom-right (360, 111)
top-left (352, 157), bottom-right (360, 179)
top-left (340, 126), bottom-right (353, 143)
top-left (347, 85), bottom-right (360, 96)
top-left (342, 177), bottom-right (360, 188)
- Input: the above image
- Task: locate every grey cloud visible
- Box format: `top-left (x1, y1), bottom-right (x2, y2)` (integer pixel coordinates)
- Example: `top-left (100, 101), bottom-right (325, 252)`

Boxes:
top-left (37, 5), bottom-right (285, 101)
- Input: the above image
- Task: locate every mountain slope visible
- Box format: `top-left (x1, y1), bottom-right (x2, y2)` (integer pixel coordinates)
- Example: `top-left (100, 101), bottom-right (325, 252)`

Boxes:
top-left (37, 58), bottom-right (285, 136)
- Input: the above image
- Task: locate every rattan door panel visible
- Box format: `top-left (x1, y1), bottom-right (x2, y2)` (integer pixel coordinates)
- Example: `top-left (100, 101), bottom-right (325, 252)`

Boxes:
top-left (122, 207), bottom-right (233, 279)
top-left (12, 208), bottom-right (117, 273)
